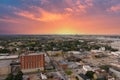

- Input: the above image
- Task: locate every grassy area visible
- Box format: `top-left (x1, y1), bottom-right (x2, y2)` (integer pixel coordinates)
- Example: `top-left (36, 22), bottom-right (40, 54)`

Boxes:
top-left (65, 70), bottom-right (72, 75)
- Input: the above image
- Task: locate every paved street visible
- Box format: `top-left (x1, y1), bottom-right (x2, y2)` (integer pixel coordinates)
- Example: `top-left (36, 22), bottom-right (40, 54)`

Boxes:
top-left (46, 52), bottom-right (68, 80)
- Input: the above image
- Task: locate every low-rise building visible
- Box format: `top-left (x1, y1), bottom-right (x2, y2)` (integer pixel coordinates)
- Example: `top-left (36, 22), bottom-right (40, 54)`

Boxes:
top-left (111, 41), bottom-right (120, 51)
top-left (0, 60), bottom-right (11, 75)
top-left (109, 68), bottom-right (120, 79)
top-left (0, 55), bottom-right (18, 60)
top-left (68, 51), bottom-right (81, 55)
top-left (91, 50), bottom-right (103, 54)
top-left (111, 51), bottom-right (120, 56)
top-left (83, 65), bottom-right (92, 72)
top-left (58, 60), bottom-right (68, 69)
top-left (110, 63), bottom-right (120, 68)
top-left (67, 62), bottom-right (79, 69)
top-left (77, 74), bottom-right (90, 80)
top-left (41, 73), bottom-right (47, 80)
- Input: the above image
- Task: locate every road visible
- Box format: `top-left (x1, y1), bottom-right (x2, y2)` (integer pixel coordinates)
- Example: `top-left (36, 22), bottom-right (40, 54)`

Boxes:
top-left (45, 52), bottom-right (68, 80)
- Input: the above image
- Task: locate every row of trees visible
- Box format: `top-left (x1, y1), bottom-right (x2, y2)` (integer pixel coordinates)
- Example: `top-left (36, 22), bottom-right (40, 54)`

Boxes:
top-left (0, 40), bottom-right (118, 54)
top-left (85, 71), bottom-right (107, 80)
top-left (85, 65), bottom-right (110, 80)
top-left (0, 49), bottom-right (11, 53)
top-left (5, 71), bottom-right (23, 80)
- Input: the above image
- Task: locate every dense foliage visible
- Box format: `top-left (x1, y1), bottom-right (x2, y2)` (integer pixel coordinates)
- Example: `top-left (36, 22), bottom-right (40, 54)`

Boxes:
top-left (5, 71), bottom-right (23, 80)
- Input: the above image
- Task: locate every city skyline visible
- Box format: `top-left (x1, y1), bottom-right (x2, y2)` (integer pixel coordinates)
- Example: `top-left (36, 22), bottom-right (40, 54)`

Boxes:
top-left (0, 0), bottom-right (120, 35)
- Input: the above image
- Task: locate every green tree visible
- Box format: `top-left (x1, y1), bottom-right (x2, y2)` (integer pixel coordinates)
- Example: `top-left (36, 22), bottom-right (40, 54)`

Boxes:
top-left (100, 65), bottom-right (110, 72)
top-left (0, 49), bottom-right (10, 53)
top-left (65, 70), bottom-right (72, 75)
top-left (75, 76), bottom-right (79, 80)
top-left (14, 71), bottom-right (23, 80)
top-left (96, 78), bottom-right (107, 80)
top-left (85, 71), bottom-right (95, 79)
top-left (5, 73), bottom-right (14, 80)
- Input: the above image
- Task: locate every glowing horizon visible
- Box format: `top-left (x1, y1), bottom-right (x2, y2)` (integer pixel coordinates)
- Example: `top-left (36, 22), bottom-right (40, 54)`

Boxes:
top-left (0, 0), bottom-right (120, 35)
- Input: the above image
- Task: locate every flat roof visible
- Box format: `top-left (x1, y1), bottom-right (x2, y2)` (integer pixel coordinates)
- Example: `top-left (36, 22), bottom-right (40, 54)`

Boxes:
top-left (21, 53), bottom-right (44, 56)
top-left (0, 55), bottom-right (18, 60)
top-left (83, 65), bottom-right (92, 70)
top-left (79, 74), bottom-right (89, 80)
top-left (0, 60), bottom-right (12, 67)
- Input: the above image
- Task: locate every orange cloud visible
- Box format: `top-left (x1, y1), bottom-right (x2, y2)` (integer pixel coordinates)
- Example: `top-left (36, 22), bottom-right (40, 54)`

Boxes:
top-left (85, 0), bottom-right (93, 6)
top-left (65, 8), bottom-right (73, 12)
top-left (64, 0), bottom-right (93, 14)
top-left (76, 5), bottom-right (87, 13)
top-left (15, 7), bottom-right (69, 22)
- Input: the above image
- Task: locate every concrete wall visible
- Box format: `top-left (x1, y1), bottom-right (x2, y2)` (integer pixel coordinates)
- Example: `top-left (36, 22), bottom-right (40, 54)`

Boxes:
top-left (0, 66), bottom-right (11, 76)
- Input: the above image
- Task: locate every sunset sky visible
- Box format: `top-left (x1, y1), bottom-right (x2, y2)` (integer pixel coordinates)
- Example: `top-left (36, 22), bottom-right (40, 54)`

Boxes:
top-left (0, 0), bottom-right (120, 35)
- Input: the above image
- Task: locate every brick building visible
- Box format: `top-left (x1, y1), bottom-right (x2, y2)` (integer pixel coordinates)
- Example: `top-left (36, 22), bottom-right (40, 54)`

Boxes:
top-left (20, 53), bottom-right (45, 72)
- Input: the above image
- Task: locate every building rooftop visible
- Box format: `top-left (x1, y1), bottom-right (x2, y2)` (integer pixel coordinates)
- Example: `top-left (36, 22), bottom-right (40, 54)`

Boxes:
top-left (83, 65), bottom-right (92, 71)
top-left (21, 53), bottom-right (44, 56)
top-left (41, 73), bottom-right (47, 80)
top-left (59, 60), bottom-right (68, 65)
top-left (0, 60), bottom-right (12, 67)
top-left (68, 51), bottom-right (81, 54)
top-left (0, 55), bottom-right (18, 60)
top-left (79, 74), bottom-right (89, 80)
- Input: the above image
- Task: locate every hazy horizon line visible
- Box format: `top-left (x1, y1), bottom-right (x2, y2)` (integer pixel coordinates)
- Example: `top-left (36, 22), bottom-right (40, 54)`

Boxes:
top-left (0, 33), bottom-right (120, 36)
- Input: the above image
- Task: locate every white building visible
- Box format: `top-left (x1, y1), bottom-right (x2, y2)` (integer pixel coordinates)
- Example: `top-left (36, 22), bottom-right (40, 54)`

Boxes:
top-left (111, 41), bottom-right (120, 51)
top-left (68, 51), bottom-right (81, 55)
top-left (0, 55), bottom-right (18, 60)
top-left (41, 73), bottom-right (47, 80)
top-left (83, 65), bottom-right (92, 72)
top-left (99, 47), bottom-right (105, 51)
top-left (91, 50), bottom-right (103, 53)
top-left (110, 63), bottom-right (120, 68)
top-left (67, 62), bottom-right (79, 69)
top-left (111, 51), bottom-right (120, 56)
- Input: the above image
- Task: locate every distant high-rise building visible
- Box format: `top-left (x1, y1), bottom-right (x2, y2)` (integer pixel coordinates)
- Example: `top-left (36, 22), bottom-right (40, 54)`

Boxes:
top-left (20, 53), bottom-right (44, 72)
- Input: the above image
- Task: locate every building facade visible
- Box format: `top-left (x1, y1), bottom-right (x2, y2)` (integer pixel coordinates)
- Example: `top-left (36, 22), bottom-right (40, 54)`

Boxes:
top-left (20, 53), bottom-right (45, 72)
